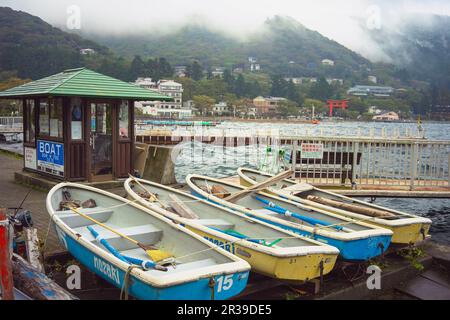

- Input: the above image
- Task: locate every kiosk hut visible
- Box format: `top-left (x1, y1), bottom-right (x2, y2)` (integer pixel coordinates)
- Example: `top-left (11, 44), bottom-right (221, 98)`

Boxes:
top-left (0, 68), bottom-right (171, 182)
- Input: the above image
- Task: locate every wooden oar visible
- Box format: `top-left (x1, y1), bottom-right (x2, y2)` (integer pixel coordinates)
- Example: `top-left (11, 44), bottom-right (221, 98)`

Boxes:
top-left (306, 195), bottom-right (395, 218)
top-left (128, 174), bottom-right (169, 210)
top-left (224, 169), bottom-right (293, 203)
top-left (65, 205), bottom-right (172, 262)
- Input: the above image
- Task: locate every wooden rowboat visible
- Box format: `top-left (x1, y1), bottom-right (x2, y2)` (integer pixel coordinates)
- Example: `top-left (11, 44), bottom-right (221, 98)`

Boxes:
top-left (237, 167), bottom-right (432, 245)
top-left (186, 174), bottom-right (393, 261)
top-left (46, 182), bottom-right (250, 300)
top-left (124, 177), bottom-right (340, 281)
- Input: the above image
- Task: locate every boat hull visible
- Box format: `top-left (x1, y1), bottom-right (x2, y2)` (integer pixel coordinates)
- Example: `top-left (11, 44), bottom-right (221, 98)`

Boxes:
top-left (54, 224), bottom-right (249, 300)
top-left (237, 170), bottom-right (432, 245)
top-left (190, 190), bottom-right (391, 262)
top-left (182, 224), bottom-right (337, 281)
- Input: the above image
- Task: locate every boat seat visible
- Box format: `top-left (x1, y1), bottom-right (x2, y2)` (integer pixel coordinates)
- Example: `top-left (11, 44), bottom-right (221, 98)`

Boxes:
top-left (195, 219), bottom-right (235, 230)
top-left (253, 209), bottom-right (279, 216)
top-left (74, 224), bottom-right (163, 251)
top-left (56, 207), bottom-right (113, 228)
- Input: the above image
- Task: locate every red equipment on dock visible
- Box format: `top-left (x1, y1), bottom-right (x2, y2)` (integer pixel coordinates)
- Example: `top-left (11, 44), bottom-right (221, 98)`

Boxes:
top-left (0, 208), bottom-right (14, 300)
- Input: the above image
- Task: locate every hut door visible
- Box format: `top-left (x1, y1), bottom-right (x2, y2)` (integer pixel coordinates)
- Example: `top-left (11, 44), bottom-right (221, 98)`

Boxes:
top-left (89, 102), bottom-right (113, 181)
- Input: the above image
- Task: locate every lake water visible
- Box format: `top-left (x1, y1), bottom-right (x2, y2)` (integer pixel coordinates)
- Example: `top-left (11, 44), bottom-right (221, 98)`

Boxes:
top-left (174, 121), bottom-right (450, 245)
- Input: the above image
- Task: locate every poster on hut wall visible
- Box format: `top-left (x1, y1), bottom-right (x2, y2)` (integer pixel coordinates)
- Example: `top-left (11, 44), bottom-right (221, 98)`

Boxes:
top-left (36, 140), bottom-right (64, 177)
top-left (300, 143), bottom-right (324, 159)
top-left (24, 147), bottom-right (37, 170)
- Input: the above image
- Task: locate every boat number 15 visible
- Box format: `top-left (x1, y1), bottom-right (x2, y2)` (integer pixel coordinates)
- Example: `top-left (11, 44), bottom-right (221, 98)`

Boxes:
top-left (216, 275), bottom-right (233, 292)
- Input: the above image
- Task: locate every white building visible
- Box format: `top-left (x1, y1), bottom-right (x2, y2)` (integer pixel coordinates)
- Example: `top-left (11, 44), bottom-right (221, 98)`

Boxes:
top-left (211, 67), bottom-right (225, 78)
top-left (212, 101), bottom-right (229, 115)
top-left (326, 78), bottom-right (344, 85)
top-left (174, 66), bottom-right (187, 78)
top-left (250, 63), bottom-right (261, 72)
top-left (135, 79), bottom-right (191, 118)
top-left (284, 77), bottom-right (303, 84)
top-left (321, 59), bottom-right (335, 66)
top-left (134, 77), bottom-right (157, 89)
top-left (368, 75), bottom-right (377, 84)
top-left (80, 48), bottom-right (96, 55)
top-left (372, 112), bottom-right (399, 121)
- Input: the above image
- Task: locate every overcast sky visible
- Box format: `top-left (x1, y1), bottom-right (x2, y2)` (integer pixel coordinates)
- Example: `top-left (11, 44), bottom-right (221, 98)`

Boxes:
top-left (2, 0), bottom-right (450, 61)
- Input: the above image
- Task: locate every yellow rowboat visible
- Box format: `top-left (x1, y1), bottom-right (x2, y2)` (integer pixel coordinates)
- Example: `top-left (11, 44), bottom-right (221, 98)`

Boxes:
top-left (124, 177), bottom-right (339, 281)
top-left (237, 167), bottom-right (432, 245)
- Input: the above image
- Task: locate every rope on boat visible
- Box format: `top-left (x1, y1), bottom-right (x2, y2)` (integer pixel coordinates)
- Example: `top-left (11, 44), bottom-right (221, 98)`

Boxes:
top-left (120, 265), bottom-right (140, 300)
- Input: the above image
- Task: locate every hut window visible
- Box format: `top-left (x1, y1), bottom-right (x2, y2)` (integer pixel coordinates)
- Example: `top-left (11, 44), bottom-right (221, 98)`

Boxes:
top-left (38, 98), bottom-right (63, 138)
top-left (25, 99), bottom-right (35, 143)
top-left (118, 100), bottom-right (129, 139)
top-left (39, 99), bottom-right (50, 136)
top-left (70, 98), bottom-right (83, 140)
top-left (49, 98), bottom-right (63, 138)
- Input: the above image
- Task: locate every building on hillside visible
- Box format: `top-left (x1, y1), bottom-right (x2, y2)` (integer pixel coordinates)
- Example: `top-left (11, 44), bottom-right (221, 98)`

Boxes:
top-left (321, 59), bottom-right (335, 66)
top-left (347, 85), bottom-right (394, 97)
top-left (368, 106), bottom-right (383, 115)
top-left (372, 111), bottom-right (399, 121)
top-left (212, 101), bottom-right (229, 116)
top-left (253, 96), bottom-right (286, 115)
top-left (326, 78), bottom-right (344, 85)
top-left (250, 63), bottom-right (261, 72)
top-left (80, 48), bottom-right (96, 55)
top-left (368, 75), bottom-right (377, 84)
top-left (284, 77), bottom-right (303, 85)
top-left (134, 77), bottom-right (157, 89)
top-left (299, 77), bottom-right (317, 83)
top-left (248, 57), bottom-right (257, 63)
top-left (211, 67), bottom-right (225, 78)
top-left (135, 79), bottom-right (189, 118)
top-left (174, 66), bottom-right (187, 77)
top-left (233, 67), bottom-right (243, 74)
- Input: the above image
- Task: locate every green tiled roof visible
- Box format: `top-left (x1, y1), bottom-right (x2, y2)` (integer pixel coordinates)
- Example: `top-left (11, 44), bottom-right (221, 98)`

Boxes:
top-left (0, 68), bottom-right (172, 101)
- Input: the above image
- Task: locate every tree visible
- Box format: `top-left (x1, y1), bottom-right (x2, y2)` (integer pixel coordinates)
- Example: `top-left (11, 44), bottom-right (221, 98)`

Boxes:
top-left (277, 100), bottom-right (299, 117)
top-left (309, 77), bottom-right (333, 101)
top-left (270, 74), bottom-right (287, 97)
top-left (234, 74), bottom-right (246, 97)
top-left (192, 95), bottom-right (215, 115)
top-left (286, 80), bottom-right (301, 104)
top-left (223, 69), bottom-right (234, 86)
top-left (129, 55), bottom-right (145, 81)
top-left (188, 61), bottom-right (203, 81)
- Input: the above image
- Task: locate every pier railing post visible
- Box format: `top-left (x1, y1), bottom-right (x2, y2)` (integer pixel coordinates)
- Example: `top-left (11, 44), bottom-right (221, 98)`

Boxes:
top-left (291, 140), bottom-right (298, 180)
top-left (0, 209), bottom-right (14, 300)
top-left (410, 143), bottom-right (418, 190)
top-left (352, 142), bottom-right (359, 186)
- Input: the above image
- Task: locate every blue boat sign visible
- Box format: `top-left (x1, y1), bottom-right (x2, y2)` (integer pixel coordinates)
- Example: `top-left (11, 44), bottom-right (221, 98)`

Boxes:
top-left (37, 140), bottom-right (64, 177)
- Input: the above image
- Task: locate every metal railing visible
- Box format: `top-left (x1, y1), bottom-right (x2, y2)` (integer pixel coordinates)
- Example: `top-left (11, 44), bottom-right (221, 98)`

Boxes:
top-left (0, 117), bottom-right (23, 129)
top-left (287, 137), bottom-right (450, 189)
top-left (136, 123), bottom-right (450, 189)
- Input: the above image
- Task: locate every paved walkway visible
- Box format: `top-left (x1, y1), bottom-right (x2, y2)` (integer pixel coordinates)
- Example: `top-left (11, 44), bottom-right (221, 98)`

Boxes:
top-left (0, 152), bottom-right (62, 253)
top-left (0, 152), bottom-right (124, 254)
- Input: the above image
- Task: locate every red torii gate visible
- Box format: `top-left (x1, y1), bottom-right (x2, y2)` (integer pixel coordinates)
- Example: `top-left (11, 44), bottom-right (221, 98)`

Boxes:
top-left (327, 100), bottom-right (348, 117)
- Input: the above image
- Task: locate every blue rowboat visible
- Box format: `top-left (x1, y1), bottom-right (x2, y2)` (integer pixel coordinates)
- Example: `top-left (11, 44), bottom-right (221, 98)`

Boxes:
top-left (186, 174), bottom-right (393, 261)
top-left (47, 182), bottom-right (250, 300)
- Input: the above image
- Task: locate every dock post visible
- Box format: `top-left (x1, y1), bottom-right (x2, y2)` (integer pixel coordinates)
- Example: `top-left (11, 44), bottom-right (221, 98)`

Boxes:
top-left (410, 143), bottom-right (418, 190)
top-left (352, 142), bottom-right (359, 185)
top-left (291, 140), bottom-right (298, 179)
top-left (0, 209), bottom-right (14, 300)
